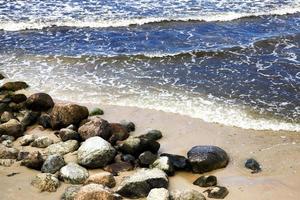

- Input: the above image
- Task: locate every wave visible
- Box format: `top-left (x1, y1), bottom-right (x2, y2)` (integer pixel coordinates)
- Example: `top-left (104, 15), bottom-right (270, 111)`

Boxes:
top-left (1, 6), bottom-right (299, 31)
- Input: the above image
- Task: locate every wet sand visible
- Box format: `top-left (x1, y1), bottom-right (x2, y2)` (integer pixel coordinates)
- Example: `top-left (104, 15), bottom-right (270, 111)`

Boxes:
top-left (1, 104), bottom-right (300, 200)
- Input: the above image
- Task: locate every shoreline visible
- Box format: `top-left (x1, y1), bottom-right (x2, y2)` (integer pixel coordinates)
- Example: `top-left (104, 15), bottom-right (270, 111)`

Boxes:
top-left (1, 101), bottom-right (300, 199)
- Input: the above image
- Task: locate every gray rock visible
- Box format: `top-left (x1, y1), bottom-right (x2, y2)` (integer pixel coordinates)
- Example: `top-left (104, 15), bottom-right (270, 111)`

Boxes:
top-left (140, 130), bottom-right (162, 141)
top-left (20, 151), bottom-right (44, 170)
top-left (19, 134), bottom-right (36, 146)
top-left (17, 151), bottom-right (30, 161)
top-left (139, 151), bottom-right (157, 166)
top-left (78, 116), bottom-right (111, 140)
top-left (20, 111), bottom-right (40, 128)
top-left (46, 140), bottom-right (79, 155)
top-left (84, 172), bottom-right (116, 188)
top-left (41, 154), bottom-right (65, 174)
top-left (120, 120), bottom-right (135, 132)
top-left (0, 144), bottom-right (19, 159)
top-left (1, 111), bottom-right (15, 123)
top-left (0, 159), bottom-right (15, 167)
top-left (0, 119), bottom-right (23, 138)
top-left (38, 113), bottom-right (52, 129)
top-left (78, 136), bottom-right (116, 168)
top-left (89, 107), bottom-right (104, 116)
top-left (117, 168), bottom-right (168, 198)
top-left (187, 145), bottom-right (229, 173)
top-left (31, 136), bottom-right (54, 148)
top-left (170, 190), bottom-right (206, 200)
top-left (193, 175), bottom-right (217, 187)
top-left (147, 188), bottom-right (169, 200)
top-left (59, 162), bottom-right (89, 184)
top-left (31, 173), bottom-right (60, 192)
top-left (150, 156), bottom-right (175, 176)
top-left (61, 185), bottom-right (81, 200)
top-left (245, 158), bottom-right (261, 173)
top-left (0, 135), bottom-right (15, 142)
top-left (26, 93), bottom-right (54, 111)
top-left (76, 183), bottom-right (122, 200)
top-left (58, 128), bottom-right (80, 141)
top-left (204, 186), bottom-right (229, 199)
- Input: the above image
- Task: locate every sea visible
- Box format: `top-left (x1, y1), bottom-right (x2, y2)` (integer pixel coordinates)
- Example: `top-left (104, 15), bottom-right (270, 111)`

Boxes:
top-left (0, 0), bottom-right (299, 131)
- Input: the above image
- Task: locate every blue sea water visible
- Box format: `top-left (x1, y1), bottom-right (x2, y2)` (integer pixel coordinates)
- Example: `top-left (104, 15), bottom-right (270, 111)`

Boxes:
top-left (0, 0), bottom-right (299, 131)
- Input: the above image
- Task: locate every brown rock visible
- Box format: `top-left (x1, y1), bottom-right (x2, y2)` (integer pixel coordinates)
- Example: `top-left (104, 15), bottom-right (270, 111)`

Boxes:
top-left (84, 172), bottom-right (116, 188)
top-left (104, 162), bottom-right (133, 175)
top-left (0, 119), bottom-right (23, 138)
top-left (78, 116), bottom-right (111, 140)
top-left (109, 123), bottom-right (129, 144)
top-left (26, 93), bottom-right (54, 111)
top-left (0, 81), bottom-right (29, 91)
top-left (75, 184), bottom-right (122, 200)
top-left (20, 151), bottom-right (44, 170)
top-left (0, 144), bottom-right (19, 159)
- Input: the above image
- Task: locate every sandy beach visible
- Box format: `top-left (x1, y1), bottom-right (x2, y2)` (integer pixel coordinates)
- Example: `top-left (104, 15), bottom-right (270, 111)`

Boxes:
top-left (1, 103), bottom-right (299, 200)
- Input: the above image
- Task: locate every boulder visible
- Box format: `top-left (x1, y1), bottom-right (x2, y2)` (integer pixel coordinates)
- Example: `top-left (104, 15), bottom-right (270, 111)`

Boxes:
top-left (77, 136), bottom-right (116, 168)
top-left (109, 123), bottom-right (129, 144)
top-left (187, 146), bottom-right (229, 173)
top-left (41, 154), bottom-right (65, 174)
top-left (0, 144), bottom-right (19, 159)
top-left (161, 153), bottom-right (189, 170)
top-left (1, 111), bottom-right (15, 123)
top-left (46, 140), bottom-right (79, 155)
top-left (59, 162), bottom-right (89, 184)
top-left (193, 175), bottom-right (217, 187)
top-left (117, 168), bottom-right (168, 198)
top-left (26, 93), bottom-right (54, 111)
top-left (203, 186), bottom-right (229, 199)
top-left (147, 188), bottom-right (169, 200)
top-left (0, 81), bottom-right (29, 91)
top-left (139, 130), bottom-right (162, 141)
top-left (20, 111), bottom-right (40, 127)
top-left (245, 158), bottom-right (261, 173)
top-left (20, 151), bottom-right (44, 170)
top-left (84, 172), bottom-right (116, 188)
top-left (58, 128), bottom-right (80, 142)
top-left (120, 120), bottom-right (135, 132)
top-left (17, 151), bottom-right (30, 161)
top-left (150, 156), bottom-right (175, 176)
top-left (19, 134), bottom-right (36, 146)
top-left (50, 103), bottom-right (89, 130)
top-left (104, 162), bottom-right (133, 175)
top-left (139, 151), bottom-right (157, 167)
top-left (11, 93), bottom-right (27, 104)
top-left (0, 158), bottom-right (15, 167)
top-left (31, 173), bottom-right (60, 192)
top-left (61, 185), bottom-right (81, 200)
top-left (75, 183), bottom-right (122, 200)
top-left (78, 116), bottom-right (111, 140)
top-left (31, 136), bottom-right (53, 148)
top-left (89, 107), bottom-right (104, 116)
top-left (38, 113), bottom-right (52, 129)
top-left (170, 190), bottom-right (206, 200)
top-left (0, 119), bottom-right (23, 138)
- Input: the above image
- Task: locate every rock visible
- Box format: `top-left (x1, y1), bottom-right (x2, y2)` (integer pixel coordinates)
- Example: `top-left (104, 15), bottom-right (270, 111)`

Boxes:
top-left (75, 183), bottom-right (122, 200)
top-left (150, 156), bottom-right (175, 176)
top-left (121, 154), bottom-right (136, 164)
top-left (59, 162), bottom-right (89, 184)
top-left (187, 146), bottom-right (229, 173)
top-left (170, 189), bottom-right (206, 200)
top-left (193, 175), bottom-right (217, 187)
top-left (19, 134), bottom-right (36, 146)
top-left (147, 188), bottom-right (169, 200)
top-left (11, 93), bottom-right (27, 104)
top-left (0, 73), bottom-right (5, 80)
top-left (84, 172), bottom-right (116, 188)
top-left (41, 154), bottom-right (65, 174)
top-left (140, 130), bottom-right (162, 141)
top-left (66, 124), bottom-right (76, 131)
top-left (139, 151), bottom-right (157, 167)
top-left (0, 159), bottom-right (15, 167)
top-left (245, 158), bottom-right (261, 173)
top-left (20, 151), bottom-right (44, 170)
top-left (0, 135), bottom-right (15, 142)
top-left (0, 119), bottom-right (23, 138)
top-left (31, 136), bottom-right (54, 148)
top-left (38, 113), bottom-right (52, 129)
top-left (46, 140), bottom-right (79, 155)
top-left (89, 107), bottom-right (104, 116)
top-left (0, 81), bottom-right (29, 91)
top-left (104, 162), bottom-right (133, 175)
top-left (109, 123), bottom-right (129, 144)
top-left (160, 153), bottom-right (189, 170)
top-left (0, 144), bottom-right (19, 159)
top-left (0, 102), bottom-right (10, 113)
top-left (50, 103), bottom-right (89, 130)
top-left (17, 151), bottom-right (30, 161)
top-left (117, 168), bottom-right (168, 198)
top-left (204, 186), bottom-right (229, 199)
top-left (77, 136), bottom-right (116, 168)
top-left (78, 116), bottom-right (111, 140)
top-left (20, 111), bottom-right (40, 127)
top-left (120, 120), bottom-right (135, 132)
top-left (1, 111), bottom-right (15, 123)
top-left (2, 139), bottom-right (13, 147)
top-left (58, 128), bottom-right (80, 142)
top-left (31, 173), bottom-right (60, 192)
top-left (61, 185), bottom-right (81, 200)
top-left (26, 93), bottom-right (54, 111)
top-left (9, 101), bottom-right (25, 112)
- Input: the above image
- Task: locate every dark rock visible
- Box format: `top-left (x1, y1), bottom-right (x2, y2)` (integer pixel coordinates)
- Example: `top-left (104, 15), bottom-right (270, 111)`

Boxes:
top-left (139, 151), bottom-right (157, 167)
top-left (20, 151), bottom-right (44, 170)
top-left (0, 103), bottom-right (11, 113)
top-left (204, 186), bottom-right (229, 199)
top-left (0, 96), bottom-right (12, 104)
top-left (120, 120), bottom-right (135, 132)
top-left (187, 145), bottom-right (229, 173)
top-left (89, 107), bottom-right (104, 116)
top-left (50, 103), bottom-right (89, 130)
top-left (0, 119), bottom-right (23, 138)
top-left (2, 139), bottom-right (13, 147)
top-left (0, 144), bottom-right (19, 159)
top-left (26, 93), bottom-right (54, 111)
top-left (31, 136), bottom-right (53, 148)
top-left (59, 162), bottom-right (89, 184)
top-left (41, 154), bottom-right (65, 174)
top-left (0, 81), bottom-right (29, 91)
top-left (11, 93), bottom-right (27, 104)
top-left (17, 151), bottom-right (30, 161)
top-left (109, 123), bottom-right (129, 144)
top-left (61, 185), bottom-right (81, 200)
top-left (0, 73), bottom-right (5, 80)
top-left (245, 158), bottom-right (261, 173)
top-left (150, 156), bottom-right (175, 176)
top-left (38, 113), bottom-right (52, 129)
top-left (1, 111), bottom-right (15, 123)
top-left (139, 130), bottom-right (162, 141)
top-left (8, 102), bottom-right (25, 112)
top-left (20, 111), bottom-right (40, 127)
top-left (58, 128), bottom-right (80, 141)
top-left (104, 161), bottom-right (134, 175)
top-left (160, 153), bottom-right (189, 170)
top-left (193, 175), bottom-right (217, 187)
top-left (31, 173), bottom-right (60, 192)
top-left (78, 116), bottom-right (111, 140)
top-left (76, 183), bottom-right (122, 200)
top-left (122, 154), bottom-right (136, 164)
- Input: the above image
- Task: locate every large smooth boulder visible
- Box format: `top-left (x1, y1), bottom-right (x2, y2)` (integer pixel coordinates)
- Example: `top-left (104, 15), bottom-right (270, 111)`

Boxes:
top-left (20, 151), bottom-right (44, 170)
top-left (46, 140), bottom-right (79, 155)
top-left (60, 163), bottom-right (89, 184)
top-left (51, 103), bottom-right (89, 130)
top-left (26, 93), bottom-right (54, 111)
top-left (78, 116), bottom-right (111, 140)
top-left (0, 119), bottom-right (23, 138)
top-left (31, 173), bottom-right (60, 192)
top-left (0, 144), bottom-right (19, 159)
top-left (187, 146), bottom-right (229, 173)
top-left (78, 136), bottom-right (116, 168)
top-left (75, 184), bottom-right (122, 200)
top-left (147, 188), bottom-right (169, 200)
top-left (117, 168), bottom-right (168, 198)
top-left (170, 190), bottom-right (206, 200)
top-left (0, 81), bottom-right (29, 91)
top-left (84, 172), bottom-right (116, 188)
top-left (41, 154), bottom-right (65, 174)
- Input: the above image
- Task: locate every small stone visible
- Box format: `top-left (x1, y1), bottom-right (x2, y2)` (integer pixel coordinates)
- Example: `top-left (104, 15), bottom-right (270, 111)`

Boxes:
top-left (245, 158), bottom-right (261, 173)
top-left (46, 140), bottom-right (79, 155)
top-left (75, 183), bottom-right (122, 200)
top-left (122, 154), bottom-right (136, 164)
top-left (204, 186), bottom-right (229, 199)
top-left (89, 107), bottom-right (104, 116)
top-left (2, 139), bottom-right (13, 147)
top-left (150, 156), bottom-right (175, 176)
top-left (38, 113), bottom-right (52, 129)
top-left (140, 130), bottom-right (162, 141)
top-left (0, 73), bottom-right (5, 80)
top-left (1, 111), bottom-right (15, 123)
top-left (20, 151), bottom-right (44, 170)
top-left (120, 120), bottom-right (135, 132)
top-left (0, 135), bottom-right (15, 142)
top-left (0, 119), bottom-right (24, 138)
top-left (0, 144), bottom-right (19, 159)
top-left (61, 185), bottom-right (81, 200)
top-left (147, 188), bottom-right (169, 200)
top-left (109, 123), bottom-right (129, 144)
top-left (31, 173), bottom-right (60, 192)
top-left (139, 151), bottom-right (157, 167)
top-left (58, 128), bottom-right (80, 142)
top-left (59, 162), bottom-right (89, 184)
top-left (104, 162), bottom-right (133, 175)
top-left (170, 189), bottom-right (206, 200)
top-left (19, 134), bottom-right (36, 146)
top-left (26, 93), bottom-right (54, 111)
top-left (20, 111), bottom-right (40, 128)
top-left (41, 154), bottom-right (65, 174)
top-left (84, 172), bottom-right (116, 188)
top-left (0, 159), bottom-right (15, 167)
top-left (193, 175), bottom-right (217, 187)
top-left (17, 151), bottom-right (30, 161)
top-left (31, 136), bottom-right (54, 148)
top-left (0, 81), bottom-right (29, 91)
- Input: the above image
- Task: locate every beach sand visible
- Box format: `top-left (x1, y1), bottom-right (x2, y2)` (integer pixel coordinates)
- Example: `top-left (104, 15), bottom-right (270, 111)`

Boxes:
top-left (1, 104), bottom-right (300, 200)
